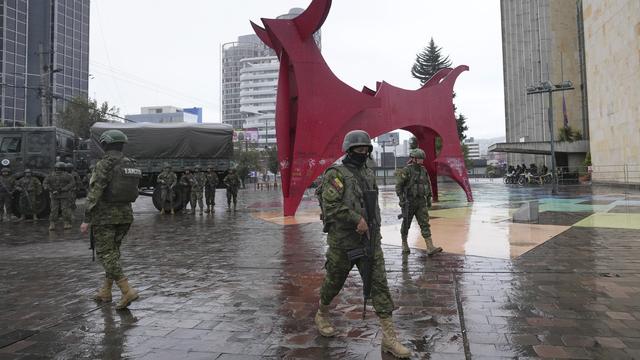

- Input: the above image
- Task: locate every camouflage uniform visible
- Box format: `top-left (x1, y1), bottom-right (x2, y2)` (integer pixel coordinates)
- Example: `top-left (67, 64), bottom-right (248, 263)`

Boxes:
top-left (0, 169), bottom-right (15, 220)
top-left (319, 163), bottom-right (394, 316)
top-left (396, 149), bottom-right (442, 255)
top-left (205, 169), bottom-right (219, 212)
top-left (223, 170), bottom-right (241, 211)
top-left (179, 170), bottom-right (195, 213)
top-left (15, 172), bottom-right (42, 219)
top-left (43, 165), bottom-right (75, 229)
top-left (314, 130), bottom-right (410, 358)
top-left (191, 168), bottom-right (206, 214)
top-left (84, 129), bottom-right (141, 310)
top-left (156, 167), bottom-right (177, 213)
top-left (85, 150), bottom-right (137, 281)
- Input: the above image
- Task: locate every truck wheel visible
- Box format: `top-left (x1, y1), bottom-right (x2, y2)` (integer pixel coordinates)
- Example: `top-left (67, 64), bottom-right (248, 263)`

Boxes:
top-left (152, 187), bottom-right (185, 212)
top-left (12, 191), bottom-right (50, 219)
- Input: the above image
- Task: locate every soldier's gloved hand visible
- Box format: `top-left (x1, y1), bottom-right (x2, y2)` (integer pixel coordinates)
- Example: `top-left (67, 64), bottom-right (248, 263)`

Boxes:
top-left (52, 190), bottom-right (58, 195)
top-left (356, 217), bottom-right (369, 235)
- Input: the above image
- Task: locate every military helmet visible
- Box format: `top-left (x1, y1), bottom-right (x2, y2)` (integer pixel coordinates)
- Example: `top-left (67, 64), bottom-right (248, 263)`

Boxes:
top-left (207, 166), bottom-right (214, 171)
top-left (409, 148), bottom-right (426, 159)
top-left (54, 161), bottom-right (66, 169)
top-left (1, 167), bottom-right (9, 174)
top-left (99, 129), bottom-right (128, 144)
top-left (65, 162), bottom-right (74, 169)
top-left (163, 162), bottom-right (171, 169)
top-left (341, 130), bottom-right (373, 153)
top-left (24, 169), bottom-right (32, 174)
top-left (184, 167), bottom-right (192, 172)
top-left (194, 164), bottom-right (202, 171)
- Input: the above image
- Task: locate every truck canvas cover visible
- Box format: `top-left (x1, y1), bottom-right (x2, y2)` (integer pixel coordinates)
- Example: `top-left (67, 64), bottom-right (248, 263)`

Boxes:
top-left (90, 122), bottom-right (233, 159)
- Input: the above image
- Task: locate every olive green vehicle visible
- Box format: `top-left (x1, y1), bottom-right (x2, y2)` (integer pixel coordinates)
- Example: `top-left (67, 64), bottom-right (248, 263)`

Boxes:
top-left (0, 127), bottom-right (90, 218)
top-left (89, 122), bottom-right (234, 213)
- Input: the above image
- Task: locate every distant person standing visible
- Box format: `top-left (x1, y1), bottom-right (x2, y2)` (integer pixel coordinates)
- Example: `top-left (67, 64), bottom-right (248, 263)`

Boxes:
top-left (0, 168), bottom-right (15, 222)
top-left (223, 168), bottom-right (241, 212)
top-left (205, 166), bottom-right (219, 213)
top-left (43, 162), bottom-right (75, 231)
top-left (80, 129), bottom-right (142, 310)
top-left (192, 165), bottom-right (207, 215)
top-left (396, 148), bottom-right (442, 256)
top-left (179, 168), bottom-right (195, 214)
top-left (156, 163), bottom-right (177, 214)
top-left (15, 169), bottom-right (42, 221)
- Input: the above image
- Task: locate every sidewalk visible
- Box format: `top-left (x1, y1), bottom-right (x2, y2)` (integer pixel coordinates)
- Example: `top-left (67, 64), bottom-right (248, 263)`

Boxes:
top-left (0, 182), bottom-right (639, 359)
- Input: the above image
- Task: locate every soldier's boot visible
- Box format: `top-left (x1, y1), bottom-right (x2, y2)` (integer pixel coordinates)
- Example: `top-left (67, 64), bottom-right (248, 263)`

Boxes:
top-left (63, 222), bottom-right (72, 230)
top-left (170, 209), bottom-right (175, 215)
top-left (48, 222), bottom-right (56, 231)
top-left (93, 278), bottom-right (113, 302)
top-left (424, 236), bottom-right (443, 256)
top-left (16, 215), bottom-right (24, 222)
top-left (206, 206), bottom-right (210, 214)
top-left (33, 214), bottom-right (39, 221)
top-left (233, 203), bottom-right (237, 212)
top-left (199, 208), bottom-right (203, 215)
top-left (115, 278), bottom-right (139, 310)
top-left (227, 203), bottom-right (231, 212)
top-left (401, 235), bottom-right (410, 254)
top-left (379, 316), bottom-right (411, 359)
top-left (160, 208), bottom-right (165, 215)
top-left (314, 301), bottom-right (338, 337)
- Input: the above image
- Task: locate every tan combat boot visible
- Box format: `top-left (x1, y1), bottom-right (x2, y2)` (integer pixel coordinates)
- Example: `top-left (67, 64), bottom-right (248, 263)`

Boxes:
top-left (48, 222), bottom-right (56, 231)
top-left (170, 209), bottom-right (175, 215)
top-left (314, 301), bottom-right (338, 337)
top-left (63, 222), bottom-right (72, 229)
top-left (425, 237), bottom-right (443, 256)
top-left (33, 214), bottom-right (39, 221)
top-left (115, 278), bottom-right (139, 310)
top-left (93, 278), bottom-right (113, 302)
top-left (160, 208), bottom-right (165, 215)
top-left (206, 206), bottom-right (210, 214)
top-left (379, 316), bottom-right (411, 358)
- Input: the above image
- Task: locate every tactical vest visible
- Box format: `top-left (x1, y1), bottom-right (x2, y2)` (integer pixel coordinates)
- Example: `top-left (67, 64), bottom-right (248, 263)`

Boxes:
top-left (104, 157), bottom-right (142, 203)
top-left (319, 164), bottom-right (378, 233)
top-left (407, 165), bottom-right (429, 198)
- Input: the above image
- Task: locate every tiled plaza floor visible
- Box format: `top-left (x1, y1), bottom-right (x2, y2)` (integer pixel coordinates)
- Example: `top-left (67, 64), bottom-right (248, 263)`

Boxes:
top-left (1, 180), bottom-right (639, 359)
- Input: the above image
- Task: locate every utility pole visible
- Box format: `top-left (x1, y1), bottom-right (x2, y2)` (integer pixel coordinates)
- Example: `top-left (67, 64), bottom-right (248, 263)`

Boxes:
top-left (39, 43), bottom-right (50, 126)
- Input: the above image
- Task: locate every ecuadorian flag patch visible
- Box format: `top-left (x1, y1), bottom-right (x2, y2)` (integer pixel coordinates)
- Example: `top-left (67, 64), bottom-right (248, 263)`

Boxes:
top-left (330, 177), bottom-right (343, 191)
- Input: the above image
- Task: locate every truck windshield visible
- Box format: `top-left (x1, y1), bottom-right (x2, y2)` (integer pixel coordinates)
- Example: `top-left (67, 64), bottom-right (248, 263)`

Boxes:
top-left (0, 137), bottom-right (21, 153)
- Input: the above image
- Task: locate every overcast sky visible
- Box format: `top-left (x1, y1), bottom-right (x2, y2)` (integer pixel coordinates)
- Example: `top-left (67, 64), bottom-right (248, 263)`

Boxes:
top-left (89, 0), bottom-right (505, 139)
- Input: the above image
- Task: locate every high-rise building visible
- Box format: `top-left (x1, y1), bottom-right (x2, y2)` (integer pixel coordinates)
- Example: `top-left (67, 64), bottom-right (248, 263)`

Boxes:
top-left (220, 8), bottom-right (321, 145)
top-left (0, 0), bottom-right (90, 127)
top-left (464, 137), bottom-right (481, 160)
top-left (495, 0), bottom-right (589, 168)
top-left (125, 106), bottom-right (198, 124)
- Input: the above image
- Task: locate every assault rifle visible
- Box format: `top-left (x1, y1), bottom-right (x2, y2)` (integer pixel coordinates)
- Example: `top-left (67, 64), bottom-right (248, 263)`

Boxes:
top-left (89, 226), bottom-right (95, 261)
top-left (347, 189), bottom-right (378, 320)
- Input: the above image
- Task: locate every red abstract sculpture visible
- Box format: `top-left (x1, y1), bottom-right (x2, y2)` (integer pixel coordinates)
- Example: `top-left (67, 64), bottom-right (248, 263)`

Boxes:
top-left (252, 0), bottom-right (473, 216)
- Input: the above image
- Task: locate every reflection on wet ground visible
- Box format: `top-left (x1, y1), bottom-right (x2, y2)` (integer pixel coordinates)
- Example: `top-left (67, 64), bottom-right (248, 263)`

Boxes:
top-left (1, 181), bottom-right (639, 359)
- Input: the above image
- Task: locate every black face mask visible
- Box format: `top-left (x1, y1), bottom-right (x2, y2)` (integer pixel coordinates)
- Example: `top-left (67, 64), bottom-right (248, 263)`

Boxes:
top-left (346, 152), bottom-right (368, 166)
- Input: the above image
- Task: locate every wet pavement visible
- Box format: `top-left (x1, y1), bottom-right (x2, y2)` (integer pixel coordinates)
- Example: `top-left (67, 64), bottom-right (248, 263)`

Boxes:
top-left (1, 181), bottom-right (640, 359)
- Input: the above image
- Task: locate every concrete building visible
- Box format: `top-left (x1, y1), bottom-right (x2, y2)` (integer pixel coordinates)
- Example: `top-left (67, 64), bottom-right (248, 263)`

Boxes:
top-left (464, 137), bottom-right (481, 160)
top-left (125, 106), bottom-right (197, 124)
top-left (240, 56), bottom-right (278, 146)
top-left (220, 35), bottom-right (272, 130)
top-left (494, 0), bottom-right (589, 168)
top-left (582, 0), bottom-right (640, 184)
top-left (220, 8), bottom-right (321, 143)
top-left (1, 0), bottom-right (90, 127)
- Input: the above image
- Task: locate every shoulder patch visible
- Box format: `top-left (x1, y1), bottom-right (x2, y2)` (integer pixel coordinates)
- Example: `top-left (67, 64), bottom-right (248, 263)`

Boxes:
top-left (330, 177), bottom-right (343, 191)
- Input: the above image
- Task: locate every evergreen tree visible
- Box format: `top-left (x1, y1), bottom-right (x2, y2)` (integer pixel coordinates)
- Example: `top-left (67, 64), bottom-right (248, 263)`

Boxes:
top-left (57, 96), bottom-right (119, 138)
top-left (411, 38), bottom-right (452, 86)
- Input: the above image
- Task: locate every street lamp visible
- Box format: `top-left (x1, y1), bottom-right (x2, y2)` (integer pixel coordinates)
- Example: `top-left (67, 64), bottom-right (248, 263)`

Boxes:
top-left (526, 80), bottom-right (574, 195)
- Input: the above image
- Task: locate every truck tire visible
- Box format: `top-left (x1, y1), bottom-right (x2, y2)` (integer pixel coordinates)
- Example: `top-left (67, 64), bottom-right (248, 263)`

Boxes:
top-left (11, 191), bottom-right (50, 219)
top-left (152, 187), bottom-right (185, 212)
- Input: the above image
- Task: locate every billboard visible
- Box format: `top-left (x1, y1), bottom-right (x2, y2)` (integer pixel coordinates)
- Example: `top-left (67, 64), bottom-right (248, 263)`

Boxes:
top-left (234, 128), bottom-right (260, 142)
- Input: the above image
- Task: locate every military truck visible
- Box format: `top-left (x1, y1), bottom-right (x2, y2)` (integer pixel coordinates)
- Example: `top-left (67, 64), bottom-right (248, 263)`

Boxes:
top-left (89, 122), bottom-right (234, 212)
top-left (0, 126), bottom-right (90, 218)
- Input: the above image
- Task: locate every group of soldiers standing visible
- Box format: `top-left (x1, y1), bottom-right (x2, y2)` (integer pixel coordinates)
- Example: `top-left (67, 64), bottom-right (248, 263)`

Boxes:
top-left (156, 163), bottom-right (241, 215)
top-left (0, 163), bottom-right (82, 228)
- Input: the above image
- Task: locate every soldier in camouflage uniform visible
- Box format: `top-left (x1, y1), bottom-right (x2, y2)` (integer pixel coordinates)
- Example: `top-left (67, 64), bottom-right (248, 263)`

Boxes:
top-left (43, 162), bottom-right (76, 230)
top-left (80, 130), bottom-right (142, 310)
top-left (315, 130), bottom-right (411, 359)
top-left (157, 163), bottom-right (177, 214)
top-left (396, 148), bottom-right (442, 256)
top-left (223, 168), bottom-right (241, 212)
top-left (191, 165), bottom-right (207, 215)
top-left (205, 166), bottom-right (219, 213)
top-left (179, 167), bottom-right (195, 214)
top-left (15, 169), bottom-right (42, 221)
top-left (0, 167), bottom-right (15, 222)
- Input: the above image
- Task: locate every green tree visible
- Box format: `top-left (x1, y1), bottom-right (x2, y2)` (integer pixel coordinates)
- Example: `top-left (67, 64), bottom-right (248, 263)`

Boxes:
top-left (234, 149), bottom-right (260, 188)
top-left (57, 96), bottom-right (119, 138)
top-left (411, 38), bottom-right (452, 85)
top-left (266, 146), bottom-right (279, 177)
